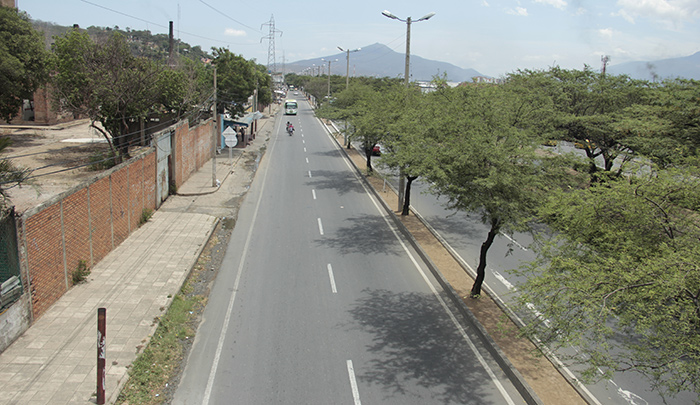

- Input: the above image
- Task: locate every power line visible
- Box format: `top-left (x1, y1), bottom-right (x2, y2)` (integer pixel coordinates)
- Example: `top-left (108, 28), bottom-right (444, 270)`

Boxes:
top-left (78, 0), bottom-right (245, 47)
top-left (198, 0), bottom-right (262, 33)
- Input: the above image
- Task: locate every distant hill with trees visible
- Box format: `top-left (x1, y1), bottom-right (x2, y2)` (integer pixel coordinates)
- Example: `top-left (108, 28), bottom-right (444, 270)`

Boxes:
top-left (30, 19), bottom-right (213, 63)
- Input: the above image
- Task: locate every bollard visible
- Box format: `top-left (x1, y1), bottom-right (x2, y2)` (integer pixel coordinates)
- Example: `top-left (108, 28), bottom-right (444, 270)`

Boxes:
top-left (97, 308), bottom-right (106, 404)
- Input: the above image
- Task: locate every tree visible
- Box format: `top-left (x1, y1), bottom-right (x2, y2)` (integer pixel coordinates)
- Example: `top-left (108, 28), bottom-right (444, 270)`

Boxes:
top-left (344, 85), bottom-right (401, 173)
top-left (420, 81), bottom-right (573, 298)
top-left (542, 66), bottom-right (651, 177)
top-left (514, 168), bottom-right (700, 400)
top-left (380, 84), bottom-right (433, 215)
top-left (51, 30), bottom-right (190, 162)
top-left (212, 48), bottom-right (257, 116)
top-left (0, 7), bottom-right (50, 122)
top-left (617, 79), bottom-right (700, 168)
top-left (0, 138), bottom-right (31, 204)
top-left (254, 62), bottom-right (273, 108)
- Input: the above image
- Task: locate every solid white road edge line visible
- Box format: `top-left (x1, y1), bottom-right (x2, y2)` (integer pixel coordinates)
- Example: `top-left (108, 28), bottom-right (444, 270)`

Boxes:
top-left (346, 360), bottom-right (362, 405)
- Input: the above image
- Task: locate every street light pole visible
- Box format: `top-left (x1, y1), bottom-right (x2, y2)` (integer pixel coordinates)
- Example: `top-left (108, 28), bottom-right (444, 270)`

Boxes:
top-left (382, 10), bottom-right (435, 212)
top-left (338, 46), bottom-right (361, 90)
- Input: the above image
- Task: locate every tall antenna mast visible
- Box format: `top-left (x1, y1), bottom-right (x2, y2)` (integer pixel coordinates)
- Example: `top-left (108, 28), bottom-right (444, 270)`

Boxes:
top-left (261, 15), bottom-right (283, 75)
top-left (601, 55), bottom-right (610, 75)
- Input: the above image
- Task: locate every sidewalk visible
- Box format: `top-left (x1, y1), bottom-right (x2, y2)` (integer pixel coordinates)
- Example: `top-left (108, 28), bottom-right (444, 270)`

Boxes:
top-left (0, 109), bottom-right (278, 405)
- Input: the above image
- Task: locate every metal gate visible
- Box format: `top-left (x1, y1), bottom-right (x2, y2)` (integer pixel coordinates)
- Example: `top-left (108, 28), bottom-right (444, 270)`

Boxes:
top-left (0, 207), bottom-right (22, 310)
top-left (156, 131), bottom-right (173, 207)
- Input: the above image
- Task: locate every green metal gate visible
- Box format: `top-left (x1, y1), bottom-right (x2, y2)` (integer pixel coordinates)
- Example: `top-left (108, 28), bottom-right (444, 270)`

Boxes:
top-left (0, 207), bottom-right (22, 311)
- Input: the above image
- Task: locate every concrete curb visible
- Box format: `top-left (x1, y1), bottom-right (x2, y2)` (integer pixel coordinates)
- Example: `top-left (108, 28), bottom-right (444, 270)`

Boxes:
top-left (319, 120), bottom-right (544, 405)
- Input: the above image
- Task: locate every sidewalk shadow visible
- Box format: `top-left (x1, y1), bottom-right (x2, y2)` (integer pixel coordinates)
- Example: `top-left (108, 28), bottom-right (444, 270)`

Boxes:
top-left (346, 288), bottom-right (501, 404)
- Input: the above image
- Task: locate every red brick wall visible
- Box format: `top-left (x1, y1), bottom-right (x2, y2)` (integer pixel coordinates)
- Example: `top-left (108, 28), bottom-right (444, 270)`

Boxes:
top-left (174, 119), bottom-right (213, 189)
top-left (23, 203), bottom-right (65, 318)
top-left (62, 188), bottom-right (90, 284)
top-left (90, 176), bottom-right (113, 265)
top-left (111, 167), bottom-right (130, 247)
top-left (18, 118), bottom-right (212, 320)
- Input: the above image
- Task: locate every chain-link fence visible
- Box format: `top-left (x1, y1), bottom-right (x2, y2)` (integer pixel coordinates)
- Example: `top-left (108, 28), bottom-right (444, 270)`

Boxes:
top-left (1, 207), bottom-right (22, 311)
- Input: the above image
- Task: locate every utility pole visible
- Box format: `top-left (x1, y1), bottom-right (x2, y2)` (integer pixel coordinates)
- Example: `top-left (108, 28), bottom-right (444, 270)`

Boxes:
top-left (212, 66), bottom-right (217, 187)
top-left (338, 46), bottom-right (361, 90)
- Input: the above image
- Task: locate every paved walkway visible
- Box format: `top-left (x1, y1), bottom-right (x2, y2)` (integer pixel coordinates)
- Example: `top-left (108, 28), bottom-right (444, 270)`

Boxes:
top-left (0, 107), bottom-right (279, 405)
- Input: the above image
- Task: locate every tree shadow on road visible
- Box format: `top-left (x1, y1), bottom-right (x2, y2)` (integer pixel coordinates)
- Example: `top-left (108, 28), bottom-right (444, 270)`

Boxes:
top-left (305, 170), bottom-right (365, 196)
top-left (314, 215), bottom-right (402, 256)
top-left (346, 288), bottom-right (505, 404)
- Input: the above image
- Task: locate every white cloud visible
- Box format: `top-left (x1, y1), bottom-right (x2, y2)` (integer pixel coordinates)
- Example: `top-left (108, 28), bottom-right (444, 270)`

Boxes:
top-left (224, 28), bottom-right (246, 37)
top-left (534, 0), bottom-right (567, 10)
top-left (615, 0), bottom-right (700, 29)
top-left (507, 7), bottom-right (529, 16)
top-left (482, 0), bottom-right (490, 6)
top-left (598, 28), bottom-right (614, 39)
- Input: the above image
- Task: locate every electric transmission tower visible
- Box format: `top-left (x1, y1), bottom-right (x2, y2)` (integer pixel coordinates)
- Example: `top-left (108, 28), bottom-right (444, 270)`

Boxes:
top-left (601, 55), bottom-right (610, 75)
top-left (261, 15), bottom-right (283, 76)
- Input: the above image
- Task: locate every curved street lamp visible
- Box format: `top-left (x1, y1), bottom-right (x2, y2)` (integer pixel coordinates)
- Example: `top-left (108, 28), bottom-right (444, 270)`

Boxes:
top-left (381, 10), bottom-right (435, 87)
top-left (381, 10), bottom-right (435, 211)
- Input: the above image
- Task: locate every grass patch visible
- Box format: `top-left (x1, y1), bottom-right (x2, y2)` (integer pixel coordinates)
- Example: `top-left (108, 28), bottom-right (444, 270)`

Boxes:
top-left (71, 260), bottom-right (90, 285)
top-left (115, 284), bottom-right (202, 404)
top-left (139, 208), bottom-right (154, 226)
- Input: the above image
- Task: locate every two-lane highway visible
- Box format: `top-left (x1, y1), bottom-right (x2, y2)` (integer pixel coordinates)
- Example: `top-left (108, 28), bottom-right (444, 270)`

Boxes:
top-left (173, 97), bottom-right (528, 404)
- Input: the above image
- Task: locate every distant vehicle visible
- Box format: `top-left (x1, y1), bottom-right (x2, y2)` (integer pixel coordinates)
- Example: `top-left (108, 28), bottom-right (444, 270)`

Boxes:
top-left (284, 100), bottom-right (298, 115)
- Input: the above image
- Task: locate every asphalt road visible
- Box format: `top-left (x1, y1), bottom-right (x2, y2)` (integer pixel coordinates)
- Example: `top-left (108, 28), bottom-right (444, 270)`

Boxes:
top-left (173, 97), bottom-right (527, 404)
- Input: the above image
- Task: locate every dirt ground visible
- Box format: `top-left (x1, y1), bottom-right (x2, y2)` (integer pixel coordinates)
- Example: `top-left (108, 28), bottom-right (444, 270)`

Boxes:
top-left (1, 120), bottom-right (112, 213)
top-left (335, 134), bottom-right (586, 405)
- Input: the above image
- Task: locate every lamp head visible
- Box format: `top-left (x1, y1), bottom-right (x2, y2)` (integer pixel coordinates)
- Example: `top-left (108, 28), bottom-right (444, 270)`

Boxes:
top-left (417, 12), bottom-right (436, 21)
top-left (382, 10), bottom-right (399, 20)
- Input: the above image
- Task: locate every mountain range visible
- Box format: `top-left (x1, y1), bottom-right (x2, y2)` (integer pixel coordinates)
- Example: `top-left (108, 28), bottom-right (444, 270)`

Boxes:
top-left (287, 43), bottom-right (700, 82)
top-left (606, 51), bottom-right (700, 81)
top-left (285, 43), bottom-right (484, 83)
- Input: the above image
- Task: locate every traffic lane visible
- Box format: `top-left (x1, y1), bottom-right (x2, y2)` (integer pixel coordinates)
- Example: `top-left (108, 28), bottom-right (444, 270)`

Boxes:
top-left (281, 109), bottom-right (525, 403)
top-left (185, 112), bottom-right (349, 404)
top-left (304, 122), bottom-right (525, 404)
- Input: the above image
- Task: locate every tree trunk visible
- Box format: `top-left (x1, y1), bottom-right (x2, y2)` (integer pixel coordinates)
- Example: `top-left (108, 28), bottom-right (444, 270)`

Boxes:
top-left (365, 147), bottom-right (373, 172)
top-left (401, 175), bottom-right (418, 216)
top-left (470, 218), bottom-right (501, 298)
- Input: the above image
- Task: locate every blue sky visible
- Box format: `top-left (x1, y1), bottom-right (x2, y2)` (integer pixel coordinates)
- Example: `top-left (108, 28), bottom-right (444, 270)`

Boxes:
top-left (17, 0), bottom-right (700, 78)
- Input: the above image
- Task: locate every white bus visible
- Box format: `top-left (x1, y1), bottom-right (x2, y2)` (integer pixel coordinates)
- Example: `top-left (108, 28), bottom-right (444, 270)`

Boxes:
top-left (284, 99), bottom-right (298, 115)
